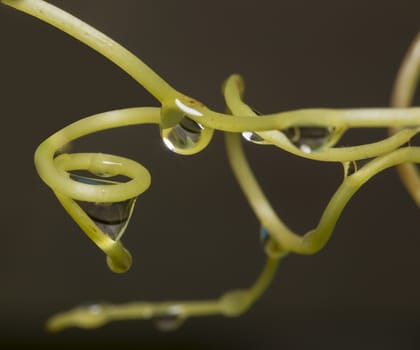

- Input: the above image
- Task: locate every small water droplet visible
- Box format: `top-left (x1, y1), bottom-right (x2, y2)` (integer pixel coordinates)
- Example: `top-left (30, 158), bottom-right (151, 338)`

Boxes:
top-left (241, 108), bottom-right (332, 151)
top-left (242, 108), bottom-right (266, 144)
top-left (260, 226), bottom-right (270, 247)
top-left (342, 160), bottom-right (358, 178)
top-left (162, 117), bottom-right (210, 154)
top-left (83, 302), bottom-right (104, 315)
top-left (242, 131), bottom-right (265, 144)
top-left (71, 174), bottom-right (136, 240)
top-left (283, 127), bottom-right (333, 153)
top-left (153, 306), bottom-right (185, 332)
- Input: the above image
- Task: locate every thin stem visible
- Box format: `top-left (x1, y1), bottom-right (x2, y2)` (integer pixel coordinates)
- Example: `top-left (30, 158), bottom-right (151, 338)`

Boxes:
top-left (247, 257), bottom-right (281, 304)
top-left (1, 0), bottom-right (177, 101)
top-left (225, 132), bottom-right (301, 250)
top-left (46, 256), bottom-right (281, 331)
top-left (192, 107), bottom-right (420, 133)
top-left (223, 74), bottom-right (420, 162)
top-left (391, 33), bottom-right (420, 108)
top-left (35, 107), bottom-right (159, 202)
top-left (223, 72), bottom-right (420, 254)
top-left (389, 33), bottom-right (420, 206)
top-left (3, 0), bottom-right (420, 333)
top-left (302, 147), bottom-right (420, 252)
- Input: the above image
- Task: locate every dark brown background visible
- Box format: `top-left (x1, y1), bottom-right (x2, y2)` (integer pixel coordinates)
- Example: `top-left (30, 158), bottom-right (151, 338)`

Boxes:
top-left (0, 0), bottom-right (420, 349)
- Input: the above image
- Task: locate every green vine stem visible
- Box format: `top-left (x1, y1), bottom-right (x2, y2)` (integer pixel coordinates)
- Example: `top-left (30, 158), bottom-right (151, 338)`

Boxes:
top-left (389, 33), bottom-right (420, 205)
top-left (1, 0), bottom-right (419, 332)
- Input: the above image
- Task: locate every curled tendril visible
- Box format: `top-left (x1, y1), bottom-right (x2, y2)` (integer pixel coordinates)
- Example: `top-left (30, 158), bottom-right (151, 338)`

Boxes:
top-left (2, 0), bottom-right (420, 332)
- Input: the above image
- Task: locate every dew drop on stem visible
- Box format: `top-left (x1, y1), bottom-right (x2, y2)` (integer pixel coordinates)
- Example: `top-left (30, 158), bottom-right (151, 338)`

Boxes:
top-left (161, 116), bottom-right (204, 153)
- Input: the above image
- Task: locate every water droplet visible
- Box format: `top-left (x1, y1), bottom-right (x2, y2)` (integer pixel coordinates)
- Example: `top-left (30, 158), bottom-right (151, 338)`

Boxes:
top-left (242, 131), bottom-right (265, 144)
top-left (242, 108), bottom-right (266, 144)
top-left (342, 160), bottom-right (358, 178)
top-left (283, 127), bottom-right (333, 153)
top-left (77, 199), bottom-right (136, 240)
top-left (153, 306), bottom-right (185, 332)
top-left (71, 174), bottom-right (136, 240)
top-left (83, 302), bottom-right (104, 315)
top-left (259, 226), bottom-right (270, 247)
top-left (241, 108), bottom-right (332, 151)
top-left (73, 302), bottom-right (108, 329)
top-left (161, 117), bottom-right (212, 154)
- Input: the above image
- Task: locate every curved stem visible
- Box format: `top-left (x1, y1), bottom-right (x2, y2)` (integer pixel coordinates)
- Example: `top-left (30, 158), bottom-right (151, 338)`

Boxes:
top-left (225, 132), bottom-right (301, 250)
top-left (46, 256), bottom-right (281, 331)
top-left (223, 74), bottom-right (420, 254)
top-left (3, 0), bottom-right (420, 334)
top-left (1, 0), bottom-right (177, 101)
top-left (391, 33), bottom-right (420, 108)
top-left (35, 107), bottom-right (160, 202)
top-left (389, 33), bottom-right (420, 206)
top-left (223, 74), bottom-right (420, 162)
top-left (34, 107), bottom-right (160, 273)
top-left (192, 106), bottom-right (420, 133)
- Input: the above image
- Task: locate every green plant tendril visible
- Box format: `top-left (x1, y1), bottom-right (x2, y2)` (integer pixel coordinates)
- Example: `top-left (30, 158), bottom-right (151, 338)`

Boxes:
top-left (1, 0), bottom-right (419, 332)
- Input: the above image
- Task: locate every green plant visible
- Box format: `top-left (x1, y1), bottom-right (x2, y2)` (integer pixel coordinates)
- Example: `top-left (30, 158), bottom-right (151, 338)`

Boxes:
top-left (2, 0), bottom-right (419, 332)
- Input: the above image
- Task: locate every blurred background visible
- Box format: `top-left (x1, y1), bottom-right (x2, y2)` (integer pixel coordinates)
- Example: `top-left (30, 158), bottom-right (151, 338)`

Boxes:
top-left (0, 0), bottom-right (420, 349)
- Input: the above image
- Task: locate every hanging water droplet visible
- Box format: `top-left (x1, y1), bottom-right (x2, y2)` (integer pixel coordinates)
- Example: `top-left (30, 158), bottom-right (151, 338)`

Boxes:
top-left (240, 107), bottom-right (332, 151)
top-left (77, 199), bottom-right (136, 241)
top-left (82, 302), bottom-right (104, 315)
top-left (241, 108), bottom-right (266, 144)
top-left (259, 226), bottom-right (270, 247)
top-left (153, 306), bottom-right (186, 332)
top-left (242, 131), bottom-right (265, 144)
top-left (162, 117), bottom-right (202, 150)
top-left (283, 127), bottom-right (334, 153)
top-left (342, 160), bottom-right (358, 178)
top-left (71, 174), bottom-right (136, 241)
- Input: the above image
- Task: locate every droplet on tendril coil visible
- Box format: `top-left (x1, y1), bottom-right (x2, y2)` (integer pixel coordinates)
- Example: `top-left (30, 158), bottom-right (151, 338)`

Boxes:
top-left (70, 174), bottom-right (137, 241)
top-left (241, 108), bottom-right (267, 145)
top-left (242, 131), bottom-right (265, 144)
top-left (282, 126), bottom-right (335, 153)
top-left (161, 116), bottom-right (213, 155)
top-left (241, 108), bottom-right (334, 153)
top-left (153, 305), bottom-right (186, 332)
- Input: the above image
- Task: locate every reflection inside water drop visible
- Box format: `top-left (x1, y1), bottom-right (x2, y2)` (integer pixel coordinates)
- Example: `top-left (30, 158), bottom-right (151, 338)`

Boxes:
top-left (240, 108), bottom-right (333, 152)
top-left (77, 198), bottom-right (136, 241)
top-left (70, 174), bottom-right (136, 241)
top-left (162, 117), bottom-right (203, 152)
top-left (283, 126), bottom-right (333, 153)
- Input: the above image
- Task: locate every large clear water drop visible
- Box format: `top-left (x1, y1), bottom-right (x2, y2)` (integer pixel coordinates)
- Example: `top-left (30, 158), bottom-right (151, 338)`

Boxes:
top-left (162, 117), bottom-right (203, 152)
top-left (71, 174), bottom-right (136, 241)
top-left (283, 126), bottom-right (333, 153)
top-left (241, 108), bottom-right (332, 151)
